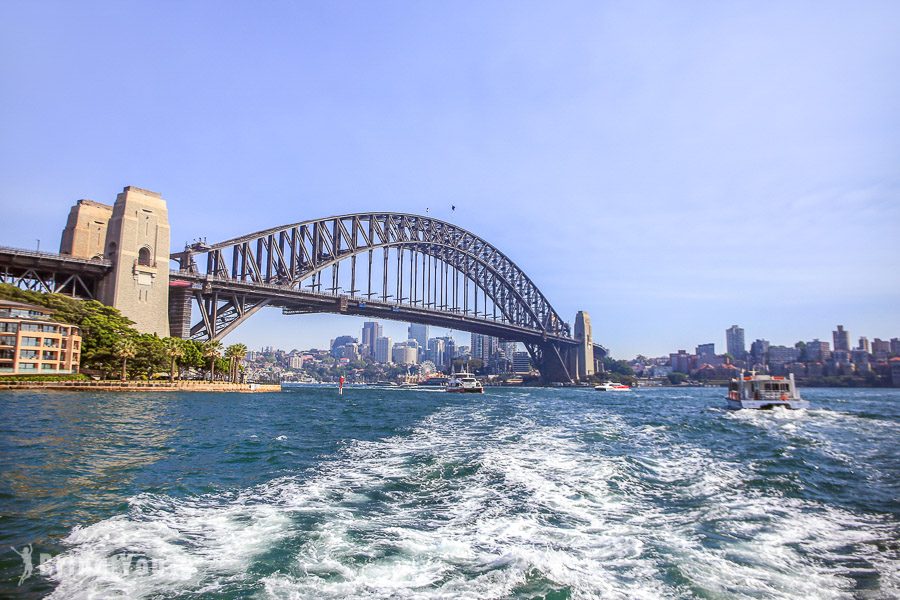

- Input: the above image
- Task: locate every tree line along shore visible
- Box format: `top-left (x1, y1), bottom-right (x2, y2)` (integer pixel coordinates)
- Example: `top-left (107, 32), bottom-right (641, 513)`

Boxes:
top-left (0, 284), bottom-right (248, 384)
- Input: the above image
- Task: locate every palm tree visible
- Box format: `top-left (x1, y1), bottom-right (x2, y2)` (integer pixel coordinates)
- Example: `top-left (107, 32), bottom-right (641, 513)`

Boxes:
top-left (114, 338), bottom-right (137, 381)
top-left (162, 338), bottom-right (184, 382)
top-left (225, 343), bottom-right (248, 383)
top-left (203, 340), bottom-right (223, 381)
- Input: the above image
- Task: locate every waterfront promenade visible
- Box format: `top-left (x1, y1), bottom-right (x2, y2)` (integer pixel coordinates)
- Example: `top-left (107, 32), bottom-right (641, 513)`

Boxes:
top-left (0, 380), bottom-right (280, 392)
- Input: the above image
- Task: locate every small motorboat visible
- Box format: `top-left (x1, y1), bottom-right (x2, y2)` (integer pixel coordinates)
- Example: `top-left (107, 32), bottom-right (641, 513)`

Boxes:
top-left (594, 382), bottom-right (631, 392)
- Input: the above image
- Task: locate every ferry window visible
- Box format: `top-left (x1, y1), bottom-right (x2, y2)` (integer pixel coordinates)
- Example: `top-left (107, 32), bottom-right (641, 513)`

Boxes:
top-left (138, 247), bottom-right (152, 266)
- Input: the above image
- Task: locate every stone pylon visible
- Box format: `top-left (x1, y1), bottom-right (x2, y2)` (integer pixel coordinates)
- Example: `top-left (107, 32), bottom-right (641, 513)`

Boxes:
top-left (573, 310), bottom-right (595, 380)
top-left (97, 186), bottom-right (171, 336)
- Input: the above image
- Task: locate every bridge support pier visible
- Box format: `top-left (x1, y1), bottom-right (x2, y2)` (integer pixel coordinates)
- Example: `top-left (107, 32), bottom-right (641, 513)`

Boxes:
top-left (168, 286), bottom-right (193, 339)
top-left (535, 341), bottom-right (574, 384)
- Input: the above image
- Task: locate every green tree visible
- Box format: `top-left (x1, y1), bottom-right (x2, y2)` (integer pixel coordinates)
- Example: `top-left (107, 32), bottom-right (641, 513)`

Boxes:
top-left (215, 355), bottom-right (230, 380)
top-left (114, 337), bottom-right (137, 381)
top-left (178, 340), bottom-right (205, 374)
top-left (125, 334), bottom-right (168, 379)
top-left (667, 372), bottom-right (688, 385)
top-left (225, 343), bottom-right (248, 383)
top-left (203, 340), bottom-right (224, 381)
top-left (602, 356), bottom-right (634, 377)
top-left (163, 337), bottom-right (184, 381)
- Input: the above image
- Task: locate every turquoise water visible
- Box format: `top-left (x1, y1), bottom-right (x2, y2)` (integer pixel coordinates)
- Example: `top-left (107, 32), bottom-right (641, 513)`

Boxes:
top-left (1, 386), bottom-right (898, 598)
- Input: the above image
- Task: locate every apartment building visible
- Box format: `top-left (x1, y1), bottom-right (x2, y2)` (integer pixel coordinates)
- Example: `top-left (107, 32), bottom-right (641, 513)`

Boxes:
top-left (0, 300), bottom-right (82, 375)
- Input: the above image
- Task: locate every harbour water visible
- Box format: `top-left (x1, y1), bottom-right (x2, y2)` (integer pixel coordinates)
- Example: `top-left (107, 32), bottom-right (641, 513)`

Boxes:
top-left (1, 386), bottom-right (897, 599)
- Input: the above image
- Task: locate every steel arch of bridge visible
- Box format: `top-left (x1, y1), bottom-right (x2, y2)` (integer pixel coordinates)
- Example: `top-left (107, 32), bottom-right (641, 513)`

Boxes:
top-left (171, 213), bottom-right (585, 380)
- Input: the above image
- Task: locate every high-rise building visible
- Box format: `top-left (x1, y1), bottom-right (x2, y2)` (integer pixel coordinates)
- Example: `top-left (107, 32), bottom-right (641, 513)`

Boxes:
top-left (470, 333), bottom-right (499, 363)
top-left (669, 350), bottom-right (693, 374)
top-left (852, 349), bottom-right (871, 372)
top-left (696, 343), bottom-right (715, 359)
top-left (806, 339), bottom-right (831, 362)
top-left (750, 339), bottom-right (770, 362)
top-left (725, 325), bottom-right (745, 358)
top-left (427, 338), bottom-right (445, 367)
top-left (832, 325), bottom-right (850, 352)
top-left (392, 342), bottom-right (417, 365)
top-left (767, 346), bottom-right (800, 366)
top-left (408, 324), bottom-right (428, 358)
top-left (444, 338), bottom-right (457, 367)
top-left (331, 335), bottom-right (358, 357)
top-left (891, 338), bottom-right (900, 355)
top-left (512, 351), bottom-right (532, 373)
top-left (361, 321), bottom-right (382, 356)
top-left (374, 336), bottom-right (393, 363)
top-left (401, 338), bottom-right (418, 360)
top-left (858, 337), bottom-right (870, 353)
top-left (499, 340), bottom-right (517, 360)
top-left (334, 343), bottom-right (360, 361)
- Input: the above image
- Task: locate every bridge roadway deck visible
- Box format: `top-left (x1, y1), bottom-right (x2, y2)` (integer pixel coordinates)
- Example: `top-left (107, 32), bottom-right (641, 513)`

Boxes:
top-left (0, 246), bottom-right (112, 275)
top-left (170, 270), bottom-right (585, 349)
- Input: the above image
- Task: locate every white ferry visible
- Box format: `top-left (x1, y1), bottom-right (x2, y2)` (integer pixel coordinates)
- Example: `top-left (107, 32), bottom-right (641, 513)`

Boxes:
top-left (445, 371), bottom-right (484, 393)
top-left (594, 381), bottom-right (631, 392)
top-left (726, 372), bottom-right (808, 410)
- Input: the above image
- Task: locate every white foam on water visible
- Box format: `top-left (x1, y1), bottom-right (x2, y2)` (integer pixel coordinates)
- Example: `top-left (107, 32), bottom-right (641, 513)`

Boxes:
top-left (44, 399), bottom-right (898, 599)
top-left (42, 493), bottom-right (293, 599)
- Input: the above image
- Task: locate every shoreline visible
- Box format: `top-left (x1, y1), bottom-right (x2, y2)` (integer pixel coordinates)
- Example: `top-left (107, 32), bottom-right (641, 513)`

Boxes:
top-left (0, 380), bottom-right (281, 393)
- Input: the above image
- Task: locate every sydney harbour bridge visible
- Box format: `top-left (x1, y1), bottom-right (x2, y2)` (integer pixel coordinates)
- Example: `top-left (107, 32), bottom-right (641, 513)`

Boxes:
top-left (0, 187), bottom-right (605, 382)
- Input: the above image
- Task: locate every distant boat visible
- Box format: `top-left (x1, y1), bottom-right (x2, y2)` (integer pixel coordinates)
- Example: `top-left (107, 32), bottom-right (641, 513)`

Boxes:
top-left (445, 371), bottom-right (484, 393)
top-left (594, 382), bottom-right (631, 392)
top-left (726, 372), bottom-right (808, 410)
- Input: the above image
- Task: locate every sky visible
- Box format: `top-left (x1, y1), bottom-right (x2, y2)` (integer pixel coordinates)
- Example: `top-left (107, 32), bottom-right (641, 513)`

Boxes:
top-left (1, 1), bottom-right (898, 358)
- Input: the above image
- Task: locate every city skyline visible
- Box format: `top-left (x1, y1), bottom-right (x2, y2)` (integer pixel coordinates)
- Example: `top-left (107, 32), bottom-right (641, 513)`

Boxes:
top-left (1, 2), bottom-right (898, 358)
top-left (238, 318), bottom-right (897, 364)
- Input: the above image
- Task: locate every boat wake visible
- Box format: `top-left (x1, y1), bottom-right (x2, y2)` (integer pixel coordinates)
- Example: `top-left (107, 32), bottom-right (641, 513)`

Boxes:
top-left (42, 399), bottom-right (898, 599)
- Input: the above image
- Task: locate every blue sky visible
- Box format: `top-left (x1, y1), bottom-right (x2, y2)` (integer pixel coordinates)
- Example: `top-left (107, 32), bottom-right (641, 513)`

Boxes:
top-left (1, 1), bottom-right (898, 357)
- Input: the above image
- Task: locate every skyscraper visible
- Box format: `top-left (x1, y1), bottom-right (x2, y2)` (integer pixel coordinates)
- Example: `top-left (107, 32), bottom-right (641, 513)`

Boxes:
top-left (832, 325), bottom-right (850, 352)
top-left (726, 325), bottom-right (745, 358)
top-left (427, 338), bottom-right (445, 367)
top-left (361, 321), bottom-right (382, 356)
top-left (408, 323), bottom-right (428, 357)
top-left (471, 333), bottom-right (498, 362)
top-left (374, 336), bottom-right (393, 363)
